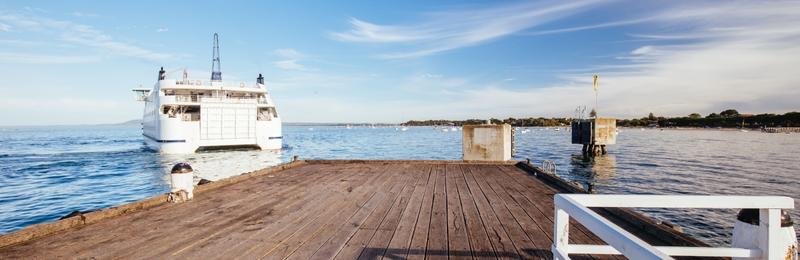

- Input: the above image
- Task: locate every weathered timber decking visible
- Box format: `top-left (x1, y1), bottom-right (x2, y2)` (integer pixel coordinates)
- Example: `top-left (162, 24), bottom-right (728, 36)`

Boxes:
top-left (0, 161), bottom-right (645, 259)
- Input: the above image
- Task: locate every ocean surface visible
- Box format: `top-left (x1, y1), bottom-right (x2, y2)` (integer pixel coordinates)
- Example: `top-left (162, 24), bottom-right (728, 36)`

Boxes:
top-left (0, 124), bottom-right (797, 246)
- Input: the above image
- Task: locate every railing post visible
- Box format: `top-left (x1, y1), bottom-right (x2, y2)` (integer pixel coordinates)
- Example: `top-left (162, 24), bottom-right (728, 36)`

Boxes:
top-left (553, 201), bottom-right (570, 260)
top-left (758, 208), bottom-right (781, 260)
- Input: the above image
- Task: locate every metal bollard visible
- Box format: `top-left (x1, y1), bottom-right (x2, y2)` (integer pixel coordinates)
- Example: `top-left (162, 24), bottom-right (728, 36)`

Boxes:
top-left (732, 209), bottom-right (797, 260)
top-left (169, 163), bottom-right (194, 202)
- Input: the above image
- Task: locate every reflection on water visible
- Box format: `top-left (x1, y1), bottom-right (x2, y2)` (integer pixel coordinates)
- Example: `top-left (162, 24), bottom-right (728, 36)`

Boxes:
top-left (157, 149), bottom-right (283, 183)
top-left (567, 154), bottom-right (617, 184)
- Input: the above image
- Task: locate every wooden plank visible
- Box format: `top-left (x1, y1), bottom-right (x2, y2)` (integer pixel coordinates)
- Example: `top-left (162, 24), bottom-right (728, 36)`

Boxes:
top-left (252, 164), bottom-right (391, 259)
top-left (177, 164), bottom-right (361, 258)
top-left (404, 163), bottom-right (438, 260)
top-left (378, 165), bottom-right (432, 260)
top-left (466, 164), bottom-right (541, 259)
top-left (179, 164), bottom-right (377, 259)
top-left (332, 165), bottom-right (416, 259)
top-left (453, 164), bottom-right (496, 259)
top-left (445, 164), bottom-right (472, 260)
top-left (478, 166), bottom-right (553, 259)
top-left (461, 165), bottom-right (519, 259)
top-left (131, 164), bottom-right (352, 259)
top-left (293, 165), bottom-right (428, 260)
top-left (77, 164), bottom-right (333, 259)
top-left (231, 164), bottom-right (383, 257)
top-left (308, 164), bottom-right (412, 259)
top-left (355, 166), bottom-right (420, 260)
top-left (425, 164), bottom-right (449, 260)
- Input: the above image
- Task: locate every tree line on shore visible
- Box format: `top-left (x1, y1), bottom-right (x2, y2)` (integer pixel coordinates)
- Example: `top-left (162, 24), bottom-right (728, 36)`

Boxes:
top-left (403, 109), bottom-right (800, 128)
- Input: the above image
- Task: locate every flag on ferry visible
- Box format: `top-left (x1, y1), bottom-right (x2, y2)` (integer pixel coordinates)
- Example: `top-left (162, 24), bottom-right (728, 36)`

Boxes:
top-left (593, 74), bottom-right (599, 92)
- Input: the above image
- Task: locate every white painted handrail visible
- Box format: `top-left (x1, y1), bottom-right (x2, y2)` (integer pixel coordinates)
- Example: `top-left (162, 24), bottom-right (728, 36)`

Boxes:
top-left (552, 194), bottom-right (795, 260)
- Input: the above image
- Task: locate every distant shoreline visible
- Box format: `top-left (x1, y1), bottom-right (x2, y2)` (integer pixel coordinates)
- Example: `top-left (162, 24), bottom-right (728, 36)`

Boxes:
top-left (5, 109), bottom-right (798, 128)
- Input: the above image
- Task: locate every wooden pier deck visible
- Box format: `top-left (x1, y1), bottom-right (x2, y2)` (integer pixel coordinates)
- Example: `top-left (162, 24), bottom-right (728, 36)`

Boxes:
top-left (0, 160), bottom-right (697, 259)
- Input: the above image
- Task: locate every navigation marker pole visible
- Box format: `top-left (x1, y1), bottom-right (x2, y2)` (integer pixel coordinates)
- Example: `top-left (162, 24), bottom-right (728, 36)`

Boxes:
top-left (593, 74), bottom-right (599, 118)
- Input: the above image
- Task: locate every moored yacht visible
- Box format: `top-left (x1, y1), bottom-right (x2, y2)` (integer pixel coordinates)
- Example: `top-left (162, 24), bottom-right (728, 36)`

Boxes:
top-left (133, 34), bottom-right (281, 153)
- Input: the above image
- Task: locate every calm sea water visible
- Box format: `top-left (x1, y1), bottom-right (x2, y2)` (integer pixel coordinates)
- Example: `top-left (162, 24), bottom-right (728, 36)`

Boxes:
top-left (0, 124), bottom-right (797, 246)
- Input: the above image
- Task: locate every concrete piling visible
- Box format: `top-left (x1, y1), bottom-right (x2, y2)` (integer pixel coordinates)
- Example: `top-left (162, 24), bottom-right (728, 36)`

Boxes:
top-left (462, 124), bottom-right (512, 161)
top-left (572, 118), bottom-right (616, 156)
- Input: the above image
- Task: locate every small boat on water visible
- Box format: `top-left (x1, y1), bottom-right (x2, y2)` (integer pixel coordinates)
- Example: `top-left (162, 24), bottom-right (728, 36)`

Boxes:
top-left (133, 33), bottom-right (281, 154)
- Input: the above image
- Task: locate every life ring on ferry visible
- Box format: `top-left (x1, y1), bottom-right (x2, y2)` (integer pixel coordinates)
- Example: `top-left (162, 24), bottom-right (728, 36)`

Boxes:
top-left (240, 82), bottom-right (245, 88)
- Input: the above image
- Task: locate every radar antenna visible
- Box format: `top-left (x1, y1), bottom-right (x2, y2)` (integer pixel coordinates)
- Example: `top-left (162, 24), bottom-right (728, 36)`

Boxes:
top-left (211, 33), bottom-right (222, 81)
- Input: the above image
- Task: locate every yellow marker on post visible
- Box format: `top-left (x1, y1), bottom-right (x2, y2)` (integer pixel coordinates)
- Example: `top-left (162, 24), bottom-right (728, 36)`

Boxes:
top-left (593, 74), bottom-right (599, 117)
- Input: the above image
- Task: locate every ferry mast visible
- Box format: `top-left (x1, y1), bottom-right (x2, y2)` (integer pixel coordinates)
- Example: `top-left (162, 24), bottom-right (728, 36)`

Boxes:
top-left (211, 33), bottom-right (222, 82)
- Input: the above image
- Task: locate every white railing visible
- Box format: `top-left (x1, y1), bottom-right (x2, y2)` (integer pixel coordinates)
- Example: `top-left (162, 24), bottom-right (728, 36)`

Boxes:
top-left (552, 194), bottom-right (795, 260)
top-left (173, 79), bottom-right (261, 89)
top-left (165, 95), bottom-right (261, 104)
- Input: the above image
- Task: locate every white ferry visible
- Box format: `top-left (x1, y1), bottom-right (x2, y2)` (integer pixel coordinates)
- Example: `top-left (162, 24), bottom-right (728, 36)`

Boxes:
top-left (133, 34), bottom-right (282, 153)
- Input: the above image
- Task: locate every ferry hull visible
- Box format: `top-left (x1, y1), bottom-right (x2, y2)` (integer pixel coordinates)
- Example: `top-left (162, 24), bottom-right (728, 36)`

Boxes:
top-left (142, 118), bottom-right (282, 154)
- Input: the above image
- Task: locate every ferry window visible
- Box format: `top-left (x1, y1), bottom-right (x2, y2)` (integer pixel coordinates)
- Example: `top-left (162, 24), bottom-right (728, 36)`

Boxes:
top-left (269, 107), bottom-right (278, 118)
top-left (257, 108), bottom-right (270, 121)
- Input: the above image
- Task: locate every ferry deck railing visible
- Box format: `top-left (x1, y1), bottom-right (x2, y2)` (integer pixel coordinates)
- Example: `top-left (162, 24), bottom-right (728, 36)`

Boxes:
top-left (174, 79), bottom-right (261, 89)
top-left (170, 95), bottom-right (268, 104)
top-left (552, 194), bottom-right (795, 260)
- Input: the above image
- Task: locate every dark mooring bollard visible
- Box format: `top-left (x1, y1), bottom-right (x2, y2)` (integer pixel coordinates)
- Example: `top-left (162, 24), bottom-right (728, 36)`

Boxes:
top-left (169, 163), bottom-right (195, 203)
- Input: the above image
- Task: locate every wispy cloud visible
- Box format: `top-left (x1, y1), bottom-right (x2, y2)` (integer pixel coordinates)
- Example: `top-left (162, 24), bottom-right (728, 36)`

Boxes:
top-left (274, 60), bottom-right (305, 70)
top-left (0, 12), bottom-right (173, 62)
top-left (520, 17), bottom-right (651, 36)
top-left (331, 0), bottom-right (607, 58)
top-left (71, 11), bottom-right (99, 18)
top-left (156, 27), bottom-right (168, 32)
top-left (0, 23), bottom-right (9, 32)
top-left (303, 1), bottom-right (800, 121)
top-left (0, 52), bottom-right (100, 64)
top-left (521, 1), bottom-right (800, 117)
top-left (272, 48), bottom-right (306, 70)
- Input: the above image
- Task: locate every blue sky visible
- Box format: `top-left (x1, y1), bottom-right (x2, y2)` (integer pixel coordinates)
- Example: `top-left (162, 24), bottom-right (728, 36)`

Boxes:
top-left (1, 1), bottom-right (799, 125)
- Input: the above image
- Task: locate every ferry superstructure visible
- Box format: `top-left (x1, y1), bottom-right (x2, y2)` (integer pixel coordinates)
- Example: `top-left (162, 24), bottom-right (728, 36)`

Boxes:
top-left (133, 34), bottom-right (281, 153)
